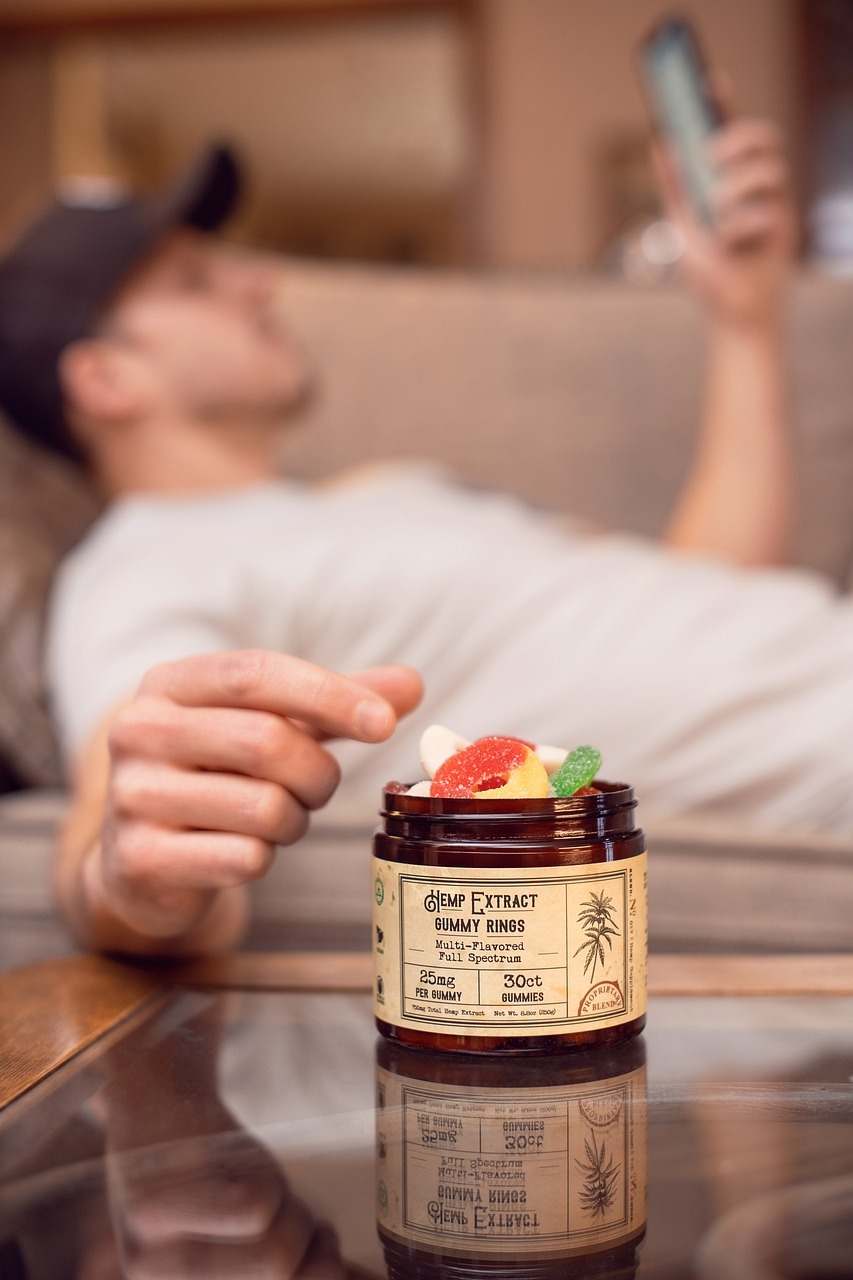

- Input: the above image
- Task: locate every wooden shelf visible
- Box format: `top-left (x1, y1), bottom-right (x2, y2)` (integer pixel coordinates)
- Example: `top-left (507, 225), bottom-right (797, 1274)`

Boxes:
top-left (0, 0), bottom-right (460, 38)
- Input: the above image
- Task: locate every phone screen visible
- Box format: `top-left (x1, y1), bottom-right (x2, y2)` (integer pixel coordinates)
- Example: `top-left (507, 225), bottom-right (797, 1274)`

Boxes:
top-left (640, 18), bottom-right (723, 224)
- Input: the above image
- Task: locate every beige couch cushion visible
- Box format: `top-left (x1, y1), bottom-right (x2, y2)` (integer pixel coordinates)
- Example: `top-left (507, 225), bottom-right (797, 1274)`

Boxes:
top-left (281, 264), bottom-right (853, 583)
top-left (2, 789), bottom-right (849, 971)
top-left (0, 421), bottom-right (99, 788)
top-left (0, 790), bottom-right (77, 970)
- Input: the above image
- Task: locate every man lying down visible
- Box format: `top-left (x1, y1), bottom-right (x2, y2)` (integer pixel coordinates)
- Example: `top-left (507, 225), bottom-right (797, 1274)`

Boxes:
top-left (0, 127), bottom-right (844, 959)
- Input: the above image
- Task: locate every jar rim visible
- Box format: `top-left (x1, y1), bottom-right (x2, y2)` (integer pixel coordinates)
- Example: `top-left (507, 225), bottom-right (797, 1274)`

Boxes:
top-left (382, 778), bottom-right (635, 818)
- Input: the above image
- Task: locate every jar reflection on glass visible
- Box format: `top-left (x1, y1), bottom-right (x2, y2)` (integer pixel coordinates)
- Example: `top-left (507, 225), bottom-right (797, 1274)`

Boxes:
top-left (373, 783), bottom-right (647, 1055)
top-left (375, 1037), bottom-right (647, 1278)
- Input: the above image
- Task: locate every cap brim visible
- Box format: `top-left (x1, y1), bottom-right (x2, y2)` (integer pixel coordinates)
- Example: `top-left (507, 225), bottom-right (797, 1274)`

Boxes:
top-left (144, 143), bottom-right (242, 239)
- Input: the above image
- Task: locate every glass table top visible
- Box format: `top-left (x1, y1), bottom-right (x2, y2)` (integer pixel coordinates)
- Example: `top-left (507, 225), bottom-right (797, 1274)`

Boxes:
top-left (1, 985), bottom-right (853, 1278)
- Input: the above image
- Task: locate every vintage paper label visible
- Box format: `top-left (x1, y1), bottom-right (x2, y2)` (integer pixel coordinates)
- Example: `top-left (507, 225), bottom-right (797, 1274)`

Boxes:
top-left (376, 1059), bottom-right (647, 1258)
top-left (372, 855), bottom-right (646, 1036)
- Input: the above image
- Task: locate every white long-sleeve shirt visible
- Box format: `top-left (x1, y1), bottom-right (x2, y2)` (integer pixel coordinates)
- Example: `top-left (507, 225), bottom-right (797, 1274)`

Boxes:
top-left (48, 463), bottom-right (853, 837)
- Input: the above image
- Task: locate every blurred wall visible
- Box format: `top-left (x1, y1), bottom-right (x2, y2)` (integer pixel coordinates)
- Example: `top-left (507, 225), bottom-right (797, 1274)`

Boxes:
top-left (0, 0), bottom-right (798, 269)
top-left (0, 46), bottom-right (53, 240)
top-left (99, 12), bottom-right (476, 262)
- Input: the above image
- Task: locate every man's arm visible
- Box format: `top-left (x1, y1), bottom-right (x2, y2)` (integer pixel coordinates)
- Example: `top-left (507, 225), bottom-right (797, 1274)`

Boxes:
top-left (54, 651), bottom-right (423, 957)
top-left (659, 119), bottom-right (798, 566)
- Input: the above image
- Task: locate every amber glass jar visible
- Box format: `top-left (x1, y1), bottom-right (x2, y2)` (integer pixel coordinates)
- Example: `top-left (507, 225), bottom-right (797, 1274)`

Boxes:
top-left (372, 782), bottom-right (646, 1055)
top-left (375, 1036), bottom-right (647, 1278)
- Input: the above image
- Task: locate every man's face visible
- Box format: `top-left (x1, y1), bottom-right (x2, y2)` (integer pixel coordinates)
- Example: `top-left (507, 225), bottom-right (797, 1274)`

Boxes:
top-left (100, 228), bottom-right (312, 427)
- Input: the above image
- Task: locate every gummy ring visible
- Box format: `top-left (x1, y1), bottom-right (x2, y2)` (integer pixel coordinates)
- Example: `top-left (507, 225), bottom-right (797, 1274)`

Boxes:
top-left (431, 736), bottom-right (549, 799)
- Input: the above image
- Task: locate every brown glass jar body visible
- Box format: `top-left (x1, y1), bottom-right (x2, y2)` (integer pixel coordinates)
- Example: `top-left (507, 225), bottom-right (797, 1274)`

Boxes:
top-left (375, 1036), bottom-right (647, 1279)
top-left (372, 781), bottom-right (647, 1056)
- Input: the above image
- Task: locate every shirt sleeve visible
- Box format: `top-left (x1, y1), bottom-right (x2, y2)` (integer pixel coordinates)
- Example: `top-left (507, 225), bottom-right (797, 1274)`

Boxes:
top-left (45, 529), bottom-right (244, 765)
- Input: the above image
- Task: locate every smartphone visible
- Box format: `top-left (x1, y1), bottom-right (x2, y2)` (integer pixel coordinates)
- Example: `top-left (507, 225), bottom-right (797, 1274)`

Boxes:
top-left (638, 15), bottom-right (725, 224)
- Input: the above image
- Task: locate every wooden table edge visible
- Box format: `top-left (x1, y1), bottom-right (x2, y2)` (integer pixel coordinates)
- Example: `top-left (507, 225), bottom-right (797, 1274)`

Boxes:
top-left (3, 951), bottom-right (852, 1112)
top-left (0, 955), bottom-right (167, 1112)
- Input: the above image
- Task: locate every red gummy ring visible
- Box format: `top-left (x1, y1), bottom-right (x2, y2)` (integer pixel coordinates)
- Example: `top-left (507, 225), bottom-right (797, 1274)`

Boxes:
top-left (431, 737), bottom-right (528, 799)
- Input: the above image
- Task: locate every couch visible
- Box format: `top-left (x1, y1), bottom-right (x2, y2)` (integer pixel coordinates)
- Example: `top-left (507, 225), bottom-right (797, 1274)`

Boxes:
top-left (2, 261), bottom-right (853, 969)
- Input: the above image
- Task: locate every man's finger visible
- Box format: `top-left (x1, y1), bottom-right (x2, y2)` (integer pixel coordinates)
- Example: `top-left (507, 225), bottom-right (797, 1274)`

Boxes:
top-left (284, 664), bottom-right (423, 743)
top-left (111, 762), bottom-right (313, 846)
top-left (116, 1162), bottom-right (283, 1244)
top-left (140, 651), bottom-right (401, 742)
top-left (714, 158), bottom-right (789, 213)
top-left (110, 700), bottom-right (342, 805)
top-left (346, 663), bottom-right (424, 715)
top-left (105, 820), bottom-right (277, 892)
top-left (711, 118), bottom-right (785, 165)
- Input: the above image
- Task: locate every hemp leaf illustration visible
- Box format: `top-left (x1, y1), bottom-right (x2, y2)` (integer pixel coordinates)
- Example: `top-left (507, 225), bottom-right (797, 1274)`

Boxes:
top-left (575, 1129), bottom-right (620, 1219)
top-left (573, 891), bottom-right (620, 981)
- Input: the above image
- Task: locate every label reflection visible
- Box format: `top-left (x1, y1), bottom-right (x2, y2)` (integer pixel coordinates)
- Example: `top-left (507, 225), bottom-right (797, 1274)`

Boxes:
top-left (375, 1039), bottom-right (647, 1277)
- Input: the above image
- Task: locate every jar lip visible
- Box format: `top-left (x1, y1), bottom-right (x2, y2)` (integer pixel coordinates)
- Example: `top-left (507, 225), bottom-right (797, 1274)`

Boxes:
top-left (382, 778), bottom-right (634, 816)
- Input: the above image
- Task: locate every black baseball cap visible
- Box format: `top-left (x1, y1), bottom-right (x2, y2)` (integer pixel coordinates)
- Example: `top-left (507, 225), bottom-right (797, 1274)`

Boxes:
top-left (0, 143), bottom-right (241, 462)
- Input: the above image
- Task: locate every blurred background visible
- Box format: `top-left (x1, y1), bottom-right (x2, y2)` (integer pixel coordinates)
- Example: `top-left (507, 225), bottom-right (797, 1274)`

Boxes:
top-left (0, 0), bottom-right (851, 276)
top-left (1, 0), bottom-right (853, 960)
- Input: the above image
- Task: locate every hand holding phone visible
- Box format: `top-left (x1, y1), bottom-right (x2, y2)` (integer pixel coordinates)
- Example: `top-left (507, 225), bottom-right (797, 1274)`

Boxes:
top-left (638, 15), bottom-right (725, 225)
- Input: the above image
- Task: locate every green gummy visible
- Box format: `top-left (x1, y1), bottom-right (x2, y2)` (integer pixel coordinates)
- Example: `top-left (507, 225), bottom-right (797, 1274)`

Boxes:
top-left (550, 745), bottom-right (601, 797)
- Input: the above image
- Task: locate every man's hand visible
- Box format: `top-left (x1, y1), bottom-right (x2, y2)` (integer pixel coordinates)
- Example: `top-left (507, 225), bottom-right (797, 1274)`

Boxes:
top-left (654, 117), bottom-right (797, 330)
top-left (59, 652), bottom-right (423, 953)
